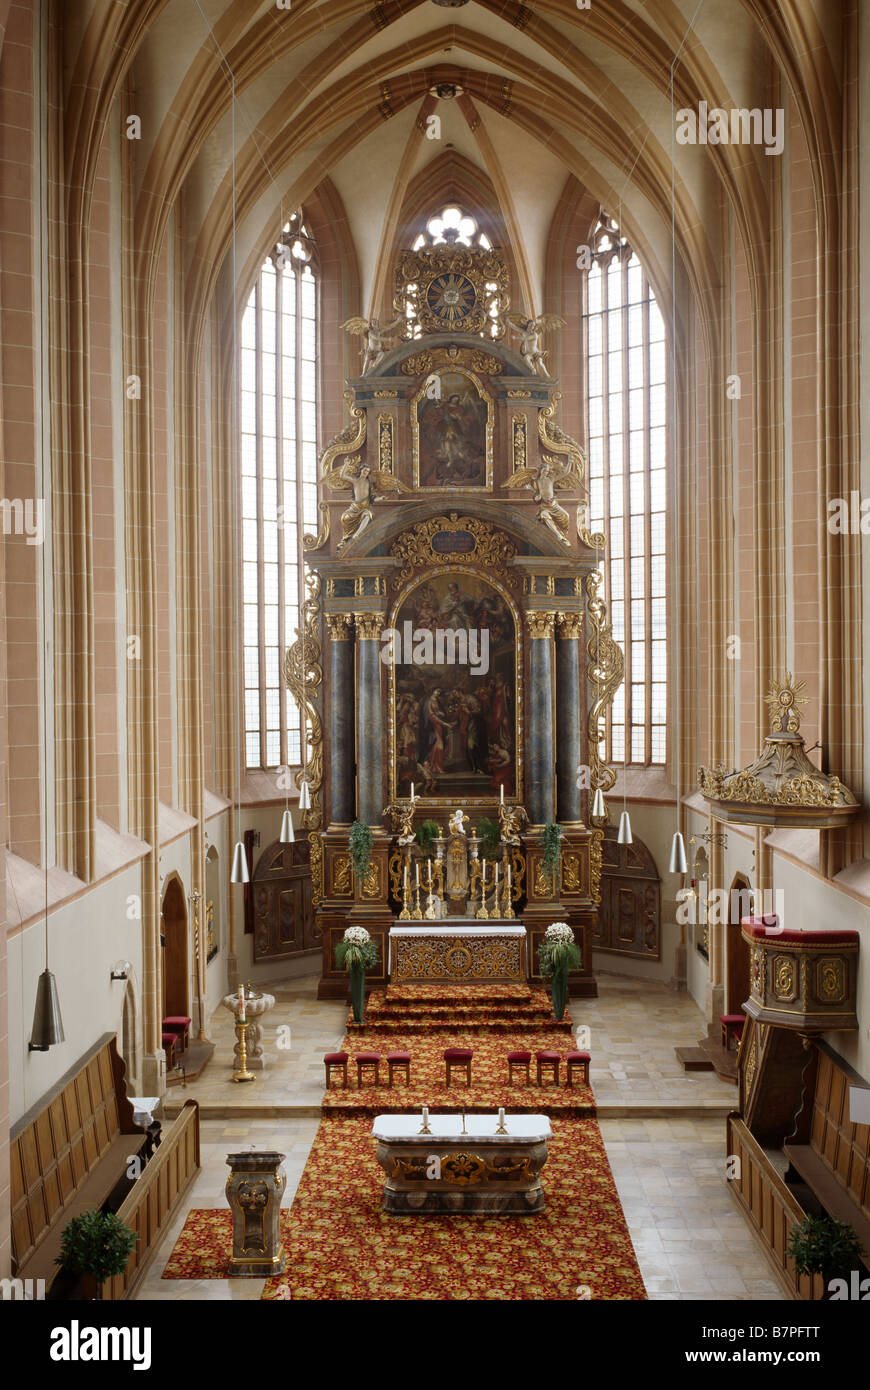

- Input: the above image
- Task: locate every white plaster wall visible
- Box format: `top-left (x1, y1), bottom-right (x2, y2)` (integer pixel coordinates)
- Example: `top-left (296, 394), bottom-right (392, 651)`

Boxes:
top-left (8, 861), bottom-right (144, 1122)
top-left (592, 800), bottom-right (685, 989)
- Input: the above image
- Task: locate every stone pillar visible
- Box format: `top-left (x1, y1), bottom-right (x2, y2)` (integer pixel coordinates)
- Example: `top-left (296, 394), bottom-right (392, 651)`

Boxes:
top-left (354, 612), bottom-right (385, 827)
top-left (326, 615), bottom-right (355, 825)
top-left (555, 613), bottom-right (583, 823)
top-left (526, 612), bottom-right (556, 826)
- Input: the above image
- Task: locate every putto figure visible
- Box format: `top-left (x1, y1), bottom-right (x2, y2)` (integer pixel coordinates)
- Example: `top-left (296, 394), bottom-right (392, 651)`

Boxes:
top-left (505, 457), bottom-right (576, 545)
top-left (506, 312), bottom-right (566, 375)
top-left (341, 315), bottom-right (405, 373)
top-left (336, 457), bottom-right (408, 549)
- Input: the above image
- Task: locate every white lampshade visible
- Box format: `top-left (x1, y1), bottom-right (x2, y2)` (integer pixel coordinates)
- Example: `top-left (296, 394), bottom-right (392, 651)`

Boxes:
top-left (230, 841), bottom-right (250, 884)
top-left (280, 809), bottom-right (295, 843)
top-left (668, 830), bottom-right (687, 874)
top-left (591, 787), bottom-right (606, 819)
top-left (298, 780), bottom-right (311, 810)
top-left (617, 810), bottom-right (633, 845)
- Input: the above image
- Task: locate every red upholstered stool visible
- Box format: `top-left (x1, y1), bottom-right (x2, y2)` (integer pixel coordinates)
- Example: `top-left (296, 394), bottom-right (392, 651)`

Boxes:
top-left (566, 1051), bottom-right (591, 1086)
top-left (536, 1050), bottom-right (560, 1086)
top-left (163, 1015), bottom-right (191, 1053)
top-left (507, 1050), bottom-right (532, 1085)
top-left (387, 1052), bottom-right (411, 1087)
top-left (323, 1051), bottom-right (349, 1088)
top-left (356, 1052), bottom-right (382, 1087)
top-left (720, 1015), bottom-right (745, 1051)
top-left (444, 1048), bottom-right (473, 1086)
top-left (161, 1032), bottom-right (180, 1068)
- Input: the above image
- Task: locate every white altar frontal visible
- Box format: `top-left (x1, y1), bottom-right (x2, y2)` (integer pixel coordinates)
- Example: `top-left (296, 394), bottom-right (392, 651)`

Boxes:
top-left (388, 922), bottom-right (527, 984)
top-left (372, 1113), bottom-right (552, 1214)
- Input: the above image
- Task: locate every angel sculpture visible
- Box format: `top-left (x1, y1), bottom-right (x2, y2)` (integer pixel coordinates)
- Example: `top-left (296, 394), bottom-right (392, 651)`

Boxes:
top-left (384, 801), bottom-right (416, 846)
top-left (341, 315), bottom-right (405, 373)
top-left (497, 800), bottom-right (527, 847)
top-left (505, 312), bottom-right (566, 376)
top-left (505, 458), bottom-right (576, 545)
top-left (336, 457), bottom-right (409, 550)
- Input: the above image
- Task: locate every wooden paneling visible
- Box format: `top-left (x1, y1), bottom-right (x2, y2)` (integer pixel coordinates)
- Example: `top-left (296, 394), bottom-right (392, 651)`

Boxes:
top-left (593, 826), bottom-right (661, 959)
top-left (251, 839), bottom-right (317, 963)
top-left (810, 1047), bottom-right (870, 1222)
top-left (727, 1114), bottom-right (816, 1300)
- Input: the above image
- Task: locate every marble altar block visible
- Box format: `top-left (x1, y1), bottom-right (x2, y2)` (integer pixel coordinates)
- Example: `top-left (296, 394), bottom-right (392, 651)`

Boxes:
top-left (388, 923), bottom-right (527, 983)
top-left (373, 1113), bottom-right (551, 1214)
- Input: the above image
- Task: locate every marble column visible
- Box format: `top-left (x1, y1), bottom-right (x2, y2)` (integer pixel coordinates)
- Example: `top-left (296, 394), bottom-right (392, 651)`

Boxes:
top-left (355, 612), bottom-right (385, 827)
top-left (555, 613), bottom-right (583, 823)
top-left (326, 615), bottom-right (355, 825)
top-left (526, 612), bottom-right (556, 825)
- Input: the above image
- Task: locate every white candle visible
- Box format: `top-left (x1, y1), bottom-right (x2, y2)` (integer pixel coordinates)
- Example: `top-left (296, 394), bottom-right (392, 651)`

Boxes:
top-left (507, 862), bottom-right (511, 888)
top-left (422, 1107), bottom-right (429, 1125)
top-left (404, 863), bottom-right (408, 888)
top-left (416, 863), bottom-right (420, 887)
top-left (410, 782), bottom-right (415, 802)
top-left (498, 1107), bottom-right (505, 1128)
top-left (428, 857), bottom-right (432, 882)
top-left (482, 858), bottom-right (486, 888)
top-left (500, 784), bottom-right (504, 805)
top-left (238, 985), bottom-right (246, 1023)
top-left (494, 862), bottom-right (499, 886)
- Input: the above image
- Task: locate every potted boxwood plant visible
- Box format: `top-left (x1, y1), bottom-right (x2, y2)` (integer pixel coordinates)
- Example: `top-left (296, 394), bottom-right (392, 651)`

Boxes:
top-left (336, 925), bottom-right (379, 1023)
top-left (787, 1215), bottom-right (865, 1298)
top-left (56, 1209), bottom-right (138, 1299)
top-left (538, 921), bottom-right (582, 1020)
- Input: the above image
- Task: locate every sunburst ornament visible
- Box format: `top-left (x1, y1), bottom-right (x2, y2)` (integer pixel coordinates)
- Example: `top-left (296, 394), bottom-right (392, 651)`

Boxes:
top-left (763, 672), bottom-right (808, 733)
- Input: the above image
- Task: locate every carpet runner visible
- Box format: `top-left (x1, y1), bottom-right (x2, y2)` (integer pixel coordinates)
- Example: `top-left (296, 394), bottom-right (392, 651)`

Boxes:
top-left (161, 983), bottom-right (646, 1299)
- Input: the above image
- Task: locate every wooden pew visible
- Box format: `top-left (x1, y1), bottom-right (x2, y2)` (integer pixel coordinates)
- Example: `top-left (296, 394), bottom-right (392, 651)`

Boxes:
top-left (11, 1034), bottom-right (150, 1294)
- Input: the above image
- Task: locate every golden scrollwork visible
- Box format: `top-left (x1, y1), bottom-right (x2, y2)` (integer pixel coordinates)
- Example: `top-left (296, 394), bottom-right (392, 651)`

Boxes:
top-left (398, 346), bottom-right (506, 377)
top-left (537, 395), bottom-right (585, 481)
top-left (387, 850), bottom-right (404, 899)
top-left (818, 959), bottom-right (844, 1001)
top-left (589, 827), bottom-right (604, 903)
top-left (393, 243), bottom-right (511, 338)
top-left (373, 389), bottom-right (398, 399)
top-left (743, 1035), bottom-right (757, 1097)
top-left (391, 933), bottom-right (524, 981)
top-left (332, 854), bottom-right (352, 897)
top-left (302, 391), bottom-right (368, 553)
top-left (512, 413), bottom-right (527, 473)
top-left (282, 571), bottom-right (324, 903)
top-left (325, 614), bottom-right (353, 641)
top-left (362, 862), bottom-right (381, 899)
top-left (562, 852), bottom-right (581, 893)
top-left (526, 611), bottom-right (556, 639)
top-left (389, 514), bottom-right (517, 590)
top-left (390, 1152), bottom-right (532, 1184)
top-left (555, 612), bottom-right (583, 639)
top-left (764, 672), bottom-right (808, 733)
top-left (585, 569), bottom-right (622, 796)
top-left (378, 414), bottom-right (394, 473)
top-left (509, 846), bottom-right (525, 901)
top-left (774, 958), bottom-right (795, 998)
top-left (534, 862), bottom-right (555, 899)
top-left (507, 389), bottom-right (532, 399)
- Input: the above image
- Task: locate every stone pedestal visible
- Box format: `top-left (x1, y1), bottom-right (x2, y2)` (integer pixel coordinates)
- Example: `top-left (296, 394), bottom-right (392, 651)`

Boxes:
top-left (225, 1151), bottom-right (286, 1276)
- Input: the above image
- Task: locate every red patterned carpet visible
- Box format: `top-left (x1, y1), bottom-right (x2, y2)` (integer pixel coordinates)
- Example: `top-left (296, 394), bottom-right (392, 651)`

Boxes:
top-left (164, 1115), bottom-right (645, 1300)
top-left (161, 981), bottom-right (646, 1299)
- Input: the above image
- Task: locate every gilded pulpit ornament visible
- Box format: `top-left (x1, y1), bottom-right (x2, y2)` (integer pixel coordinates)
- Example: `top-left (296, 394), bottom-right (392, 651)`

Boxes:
top-left (698, 673), bottom-right (860, 828)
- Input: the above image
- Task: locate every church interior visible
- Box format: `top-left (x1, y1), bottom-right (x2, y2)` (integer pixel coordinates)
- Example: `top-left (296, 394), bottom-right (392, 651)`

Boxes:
top-left (2, 0), bottom-right (870, 1318)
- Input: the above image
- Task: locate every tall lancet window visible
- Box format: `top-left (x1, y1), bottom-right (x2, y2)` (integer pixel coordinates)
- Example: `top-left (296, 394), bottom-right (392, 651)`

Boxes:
top-left (584, 212), bottom-right (667, 766)
top-left (241, 213), bottom-right (319, 770)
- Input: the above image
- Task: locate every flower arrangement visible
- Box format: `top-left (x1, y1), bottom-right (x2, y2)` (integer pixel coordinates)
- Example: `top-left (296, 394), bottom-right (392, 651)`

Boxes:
top-left (545, 922), bottom-right (574, 943)
top-left (538, 921), bottom-right (582, 1020)
top-left (335, 924), bottom-right (379, 971)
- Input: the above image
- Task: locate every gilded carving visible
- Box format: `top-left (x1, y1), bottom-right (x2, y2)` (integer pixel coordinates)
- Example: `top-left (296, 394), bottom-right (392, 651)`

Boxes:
top-left (332, 854), bottom-right (352, 897)
top-left (562, 852), bottom-right (581, 893)
top-left (393, 243), bottom-right (510, 338)
top-left (507, 389), bottom-right (532, 399)
top-left (354, 612), bottom-right (384, 641)
top-left (373, 389), bottom-right (398, 399)
top-left (325, 614), bottom-right (353, 641)
top-left (589, 828), bottom-right (604, 903)
top-left (556, 612), bottom-right (583, 639)
top-left (391, 933), bottom-right (524, 982)
top-left (817, 958), bottom-right (844, 1002)
top-left (533, 862), bottom-right (555, 899)
top-left (744, 1036), bottom-right (757, 1098)
top-left (774, 957), bottom-right (795, 998)
top-left (389, 514), bottom-right (517, 590)
top-left (585, 569), bottom-right (622, 796)
top-left (537, 396), bottom-right (586, 480)
top-left (361, 862), bottom-right (381, 899)
top-left (378, 414), bottom-right (394, 473)
top-left (282, 572), bottom-right (324, 903)
top-left (512, 413), bottom-right (527, 472)
top-left (526, 611), bottom-right (556, 639)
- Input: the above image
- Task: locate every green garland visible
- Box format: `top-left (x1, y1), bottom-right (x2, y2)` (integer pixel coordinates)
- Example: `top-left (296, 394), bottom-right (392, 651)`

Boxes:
top-left (335, 939), bottom-right (379, 971)
top-left (477, 816), bottom-right (500, 860)
top-left (541, 822), bottom-right (562, 885)
top-left (538, 938), bottom-right (582, 978)
top-left (349, 820), bottom-right (374, 881)
top-left (414, 820), bottom-right (441, 855)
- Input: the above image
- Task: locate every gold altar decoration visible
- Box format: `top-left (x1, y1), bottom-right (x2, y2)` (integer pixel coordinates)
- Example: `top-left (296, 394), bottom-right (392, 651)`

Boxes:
top-left (589, 828), bottom-right (604, 903)
top-left (282, 571), bottom-right (324, 905)
top-left (378, 414), bottom-right (394, 473)
top-left (585, 569), bottom-right (622, 798)
top-left (398, 345), bottom-right (505, 377)
top-left (512, 414), bottom-right (527, 471)
top-left (391, 933), bottom-right (525, 982)
top-left (302, 392), bottom-right (367, 552)
top-left (537, 397), bottom-right (586, 481)
top-left (410, 364), bottom-right (494, 491)
top-left (393, 242), bottom-right (511, 339)
top-left (388, 513), bottom-right (518, 591)
top-left (698, 674), bottom-right (860, 828)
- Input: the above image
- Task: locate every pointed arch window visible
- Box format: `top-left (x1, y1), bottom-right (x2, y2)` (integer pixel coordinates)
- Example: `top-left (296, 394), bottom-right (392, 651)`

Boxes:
top-left (584, 213), bottom-right (667, 766)
top-left (240, 213), bottom-right (319, 770)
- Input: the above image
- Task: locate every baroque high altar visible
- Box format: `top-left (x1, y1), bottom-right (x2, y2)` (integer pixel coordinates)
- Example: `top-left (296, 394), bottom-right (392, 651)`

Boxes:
top-left (283, 240), bottom-right (623, 1000)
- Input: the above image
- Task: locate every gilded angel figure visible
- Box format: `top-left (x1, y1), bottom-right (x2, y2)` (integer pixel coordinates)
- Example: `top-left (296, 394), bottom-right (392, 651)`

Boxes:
top-left (505, 457), bottom-right (577, 545)
top-left (341, 315), bottom-right (405, 373)
top-left (335, 457), bottom-right (409, 550)
top-left (505, 313), bottom-right (566, 376)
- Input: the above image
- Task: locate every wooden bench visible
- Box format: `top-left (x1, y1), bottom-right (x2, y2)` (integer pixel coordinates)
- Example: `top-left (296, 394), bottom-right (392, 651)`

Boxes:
top-left (10, 1034), bottom-right (149, 1294)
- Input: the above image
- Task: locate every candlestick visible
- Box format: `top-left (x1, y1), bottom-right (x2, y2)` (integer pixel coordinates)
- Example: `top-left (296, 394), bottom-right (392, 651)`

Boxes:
top-left (231, 1018), bottom-right (255, 1082)
top-left (416, 862), bottom-right (420, 887)
top-left (410, 782), bottom-right (415, 802)
top-left (496, 1107), bottom-right (508, 1134)
top-left (500, 784), bottom-right (504, 805)
top-left (419, 1105), bottom-right (431, 1135)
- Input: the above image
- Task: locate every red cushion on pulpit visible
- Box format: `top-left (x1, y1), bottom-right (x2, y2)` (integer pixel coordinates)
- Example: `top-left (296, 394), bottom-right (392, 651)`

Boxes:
top-left (566, 1051), bottom-right (591, 1062)
top-left (323, 1052), bottom-right (348, 1064)
top-left (507, 1051), bottom-right (531, 1062)
top-left (356, 1052), bottom-right (382, 1063)
top-left (444, 1048), bottom-right (473, 1060)
top-left (386, 1052), bottom-right (410, 1063)
top-left (719, 1015), bottom-right (744, 1026)
top-left (741, 917), bottom-right (859, 945)
top-left (536, 1050), bottom-right (560, 1061)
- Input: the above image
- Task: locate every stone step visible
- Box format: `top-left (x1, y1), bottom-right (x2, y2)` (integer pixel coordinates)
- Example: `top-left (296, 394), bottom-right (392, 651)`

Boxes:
top-left (697, 1033), bottom-right (739, 1083)
top-left (675, 1046), bottom-right (714, 1073)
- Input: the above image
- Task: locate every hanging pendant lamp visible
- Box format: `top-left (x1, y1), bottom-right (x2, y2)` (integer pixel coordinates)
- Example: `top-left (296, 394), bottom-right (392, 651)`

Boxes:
top-left (230, 840), bottom-right (249, 884)
top-left (617, 810), bottom-right (633, 845)
top-left (280, 808), bottom-right (295, 843)
top-left (668, 830), bottom-right (687, 875)
top-left (591, 786), bottom-right (606, 819)
top-left (298, 779), bottom-right (311, 811)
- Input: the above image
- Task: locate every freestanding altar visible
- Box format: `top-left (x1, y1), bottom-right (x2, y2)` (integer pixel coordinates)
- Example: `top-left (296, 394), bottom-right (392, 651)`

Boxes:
top-left (282, 238), bottom-right (623, 1001)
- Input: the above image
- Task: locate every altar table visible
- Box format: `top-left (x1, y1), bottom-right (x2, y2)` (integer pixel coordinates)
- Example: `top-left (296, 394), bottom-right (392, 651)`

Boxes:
top-left (372, 1113), bottom-right (551, 1214)
top-left (388, 924), bottom-right (527, 983)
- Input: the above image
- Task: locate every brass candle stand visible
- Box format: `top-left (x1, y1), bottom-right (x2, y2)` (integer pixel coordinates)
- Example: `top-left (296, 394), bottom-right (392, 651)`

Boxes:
top-left (476, 862), bottom-right (494, 919)
top-left (501, 849), bottom-right (515, 918)
top-left (422, 865), bottom-right (441, 920)
top-left (399, 848), bottom-right (413, 919)
top-left (232, 1017), bottom-right (256, 1083)
top-left (412, 875), bottom-right (423, 919)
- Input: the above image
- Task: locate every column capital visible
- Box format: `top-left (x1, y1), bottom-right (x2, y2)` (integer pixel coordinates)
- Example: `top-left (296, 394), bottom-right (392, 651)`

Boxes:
top-left (325, 614), bottom-right (354, 641)
top-left (555, 612), bottom-right (583, 639)
top-left (353, 612), bottom-right (384, 641)
top-left (526, 610), bottom-right (556, 639)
